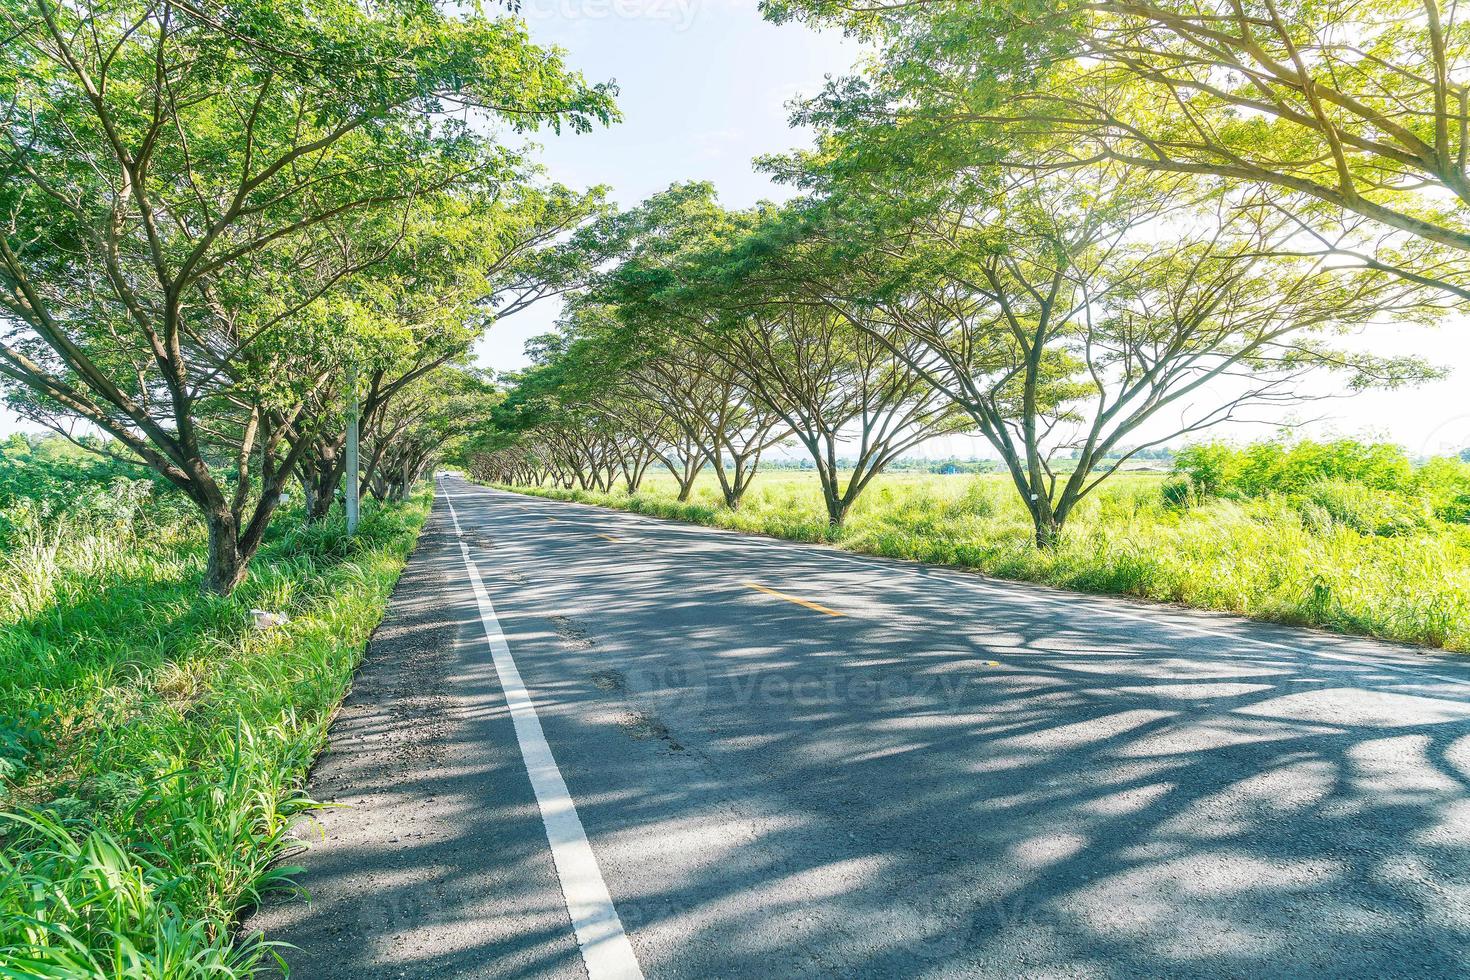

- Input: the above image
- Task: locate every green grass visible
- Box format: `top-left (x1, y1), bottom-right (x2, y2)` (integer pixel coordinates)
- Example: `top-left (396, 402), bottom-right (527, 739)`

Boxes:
top-left (497, 470), bottom-right (1470, 651)
top-left (0, 490), bottom-right (430, 977)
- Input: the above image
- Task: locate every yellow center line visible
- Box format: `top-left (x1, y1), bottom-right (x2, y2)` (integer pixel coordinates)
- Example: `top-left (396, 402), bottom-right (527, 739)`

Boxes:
top-left (545, 517), bottom-right (559, 523)
top-left (597, 533), bottom-right (622, 542)
top-left (743, 581), bottom-right (845, 617)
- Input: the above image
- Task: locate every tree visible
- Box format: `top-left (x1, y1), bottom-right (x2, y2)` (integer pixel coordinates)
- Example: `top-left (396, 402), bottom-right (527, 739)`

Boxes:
top-left (636, 342), bottom-right (788, 509)
top-left (364, 367), bottom-right (501, 501)
top-left (766, 0), bottom-right (1470, 301)
top-left (476, 301), bottom-right (791, 508)
top-left (567, 185), bottom-right (794, 509)
top-left (632, 213), bottom-right (968, 525)
top-left (480, 335), bottom-right (628, 492)
top-left (288, 182), bottom-right (607, 522)
top-left (0, 0), bottom-right (614, 591)
top-left (720, 303), bottom-right (964, 525)
top-left (811, 165), bottom-right (1446, 545)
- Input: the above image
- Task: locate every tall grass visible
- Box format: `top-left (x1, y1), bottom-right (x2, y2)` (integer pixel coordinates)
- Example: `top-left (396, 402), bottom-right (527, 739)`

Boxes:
top-left (0, 484), bottom-right (430, 977)
top-left (502, 470), bottom-right (1470, 651)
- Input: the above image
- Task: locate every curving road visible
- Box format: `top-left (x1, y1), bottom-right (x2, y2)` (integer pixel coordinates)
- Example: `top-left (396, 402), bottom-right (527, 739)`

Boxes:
top-left (250, 474), bottom-right (1470, 978)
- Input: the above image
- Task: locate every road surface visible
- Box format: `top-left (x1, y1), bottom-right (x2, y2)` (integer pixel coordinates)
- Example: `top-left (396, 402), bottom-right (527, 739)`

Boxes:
top-left (249, 474), bottom-right (1470, 978)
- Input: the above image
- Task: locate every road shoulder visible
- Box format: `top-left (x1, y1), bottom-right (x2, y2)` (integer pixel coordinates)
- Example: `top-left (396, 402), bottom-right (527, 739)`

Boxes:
top-left (244, 498), bottom-right (583, 979)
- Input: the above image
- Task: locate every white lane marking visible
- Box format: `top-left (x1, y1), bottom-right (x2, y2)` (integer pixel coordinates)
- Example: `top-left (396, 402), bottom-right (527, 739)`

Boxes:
top-left (441, 482), bottom-right (643, 980)
top-left (459, 480), bottom-right (1470, 690)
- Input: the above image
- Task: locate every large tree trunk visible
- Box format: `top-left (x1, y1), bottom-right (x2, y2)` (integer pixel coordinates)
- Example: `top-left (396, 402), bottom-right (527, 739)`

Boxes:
top-left (204, 509), bottom-right (248, 595)
top-left (1031, 509), bottom-right (1061, 549)
top-left (298, 451), bottom-right (341, 523)
top-left (360, 438), bottom-right (388, 501)
top-left (368, 469), bottom-right (390, 501)
top-left (824, 490), bottom-right (851, 528)
top-left (394, 452), bottom-right (422, 500)
top-left (815, 457), bottom-right (847, 528)
top-left (628, 469), bottom-right (648, 494)
top-left (306, 485), bottom-right (334, 522)
top-left (722, 455), bottom-right (759, 510)
top-left (663, 451), bottom-right (699, 501)
top-left (298, 474), bottom-right (317, 521)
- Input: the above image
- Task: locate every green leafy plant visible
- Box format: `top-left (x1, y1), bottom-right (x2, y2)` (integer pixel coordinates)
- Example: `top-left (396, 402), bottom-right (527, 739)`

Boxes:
top-left (0, 472), bottom-right (429, 976)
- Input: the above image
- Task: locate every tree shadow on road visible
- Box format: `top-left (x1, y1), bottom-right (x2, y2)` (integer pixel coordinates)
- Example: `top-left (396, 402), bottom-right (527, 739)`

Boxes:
top-left (248, 490), bottom-right (1470, 979)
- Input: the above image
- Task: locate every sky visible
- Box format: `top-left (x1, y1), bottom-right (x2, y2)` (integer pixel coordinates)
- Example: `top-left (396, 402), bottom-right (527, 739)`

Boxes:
top-left (6, 0), bottom-right (1470, 457)
top-left (470, 0), bottom-right (859, 373)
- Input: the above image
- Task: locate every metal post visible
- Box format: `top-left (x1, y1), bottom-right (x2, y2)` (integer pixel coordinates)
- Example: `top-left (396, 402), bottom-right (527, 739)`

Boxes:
top-left (346, 363), bottom-right (360, 535)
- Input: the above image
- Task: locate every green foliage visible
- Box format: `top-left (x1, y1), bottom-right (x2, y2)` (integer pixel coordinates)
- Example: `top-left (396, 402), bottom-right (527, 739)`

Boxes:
top-left (1299, 480), bottom-right (1430, 537)
top-left (1410, 456), bottom-right (1470, 521)
top-left (0, 478), bottom-right (429, 976)
top-left (0, 0), bottom-right (615, 593)
top-left (1234, 440), bottom-right (1415, 496)
top-left (764, 0), bottom-right (1470, 298)
top-left (1170, 442), bottom-right (1243, 499)
top-left (0, 436), bottom-right (162, 520)
top-left (1168, 438), bottom-right (1470, 539)
top-left (1181, 440), bottom-right (1434, 499)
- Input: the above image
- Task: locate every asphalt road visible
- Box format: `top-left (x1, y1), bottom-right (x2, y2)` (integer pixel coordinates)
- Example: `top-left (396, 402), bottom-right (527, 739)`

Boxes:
top-left (249, 474), bottom-right (1470, 978)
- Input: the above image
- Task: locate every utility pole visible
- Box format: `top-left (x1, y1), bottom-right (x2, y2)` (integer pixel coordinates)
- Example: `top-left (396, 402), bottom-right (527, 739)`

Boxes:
top-left (346, 363), bottom-right (360, 535)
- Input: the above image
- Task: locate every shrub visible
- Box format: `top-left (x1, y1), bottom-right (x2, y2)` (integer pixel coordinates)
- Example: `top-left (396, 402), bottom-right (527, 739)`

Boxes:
top-left (1169, 437), bottom-right (1453, 512)
top-left (953, 478), bottom-right (998, 517)
top-left (1412, 457), bottom-right (1470, 524)
top-left (1439, 492), bottom-right (1470, 525)
top-left (0, 435), bottom-right (170, 519)
top-left (1171, 442), bottom-right (1241, 498)
top-left (1235, 439), bottom-right (1413, 496)
top-left (1160, 475), bottom-right (1196, 508)
top-left (1299, 480), bottom-right (1429, 537)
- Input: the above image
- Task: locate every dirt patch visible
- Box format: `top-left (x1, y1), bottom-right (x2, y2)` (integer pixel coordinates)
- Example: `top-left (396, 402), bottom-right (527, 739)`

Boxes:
top-left (615, 709), bottom-right (684, 752)
top-left (306, 521), bottom-right (456, 799)
top-left (549, 614), bottom-right (594, 650)
top-left (590, 669), bottom-right (626, 692)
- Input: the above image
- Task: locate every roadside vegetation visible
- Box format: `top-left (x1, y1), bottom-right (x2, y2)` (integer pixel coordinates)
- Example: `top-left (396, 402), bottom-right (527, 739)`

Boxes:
top-left (0, 0), bottom-right (614, 594)
top-left (0, 436), bottom-right (430, 976)
top-left (492, 438), bottom-right (1470, 652)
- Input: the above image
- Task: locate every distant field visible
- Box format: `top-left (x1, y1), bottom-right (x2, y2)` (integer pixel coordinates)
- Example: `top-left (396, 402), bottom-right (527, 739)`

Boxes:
top-left (499, 469), bottom-right (1470, 652)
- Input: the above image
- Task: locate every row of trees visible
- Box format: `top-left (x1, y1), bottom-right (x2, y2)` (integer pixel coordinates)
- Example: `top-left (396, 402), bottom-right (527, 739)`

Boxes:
top-left (471, 172), bottom-right (1443, 544)
top-left (0, 0), bottom-right (616, 591)
top-left (472, 0), bottom-right (1468, 547)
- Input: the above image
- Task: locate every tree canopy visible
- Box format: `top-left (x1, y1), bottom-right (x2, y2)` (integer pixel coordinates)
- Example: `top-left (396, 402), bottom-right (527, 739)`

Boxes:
top-left (0, 0), bottom-right (615, 590)
top-left (477, 1), bottom-right (1457, 545)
